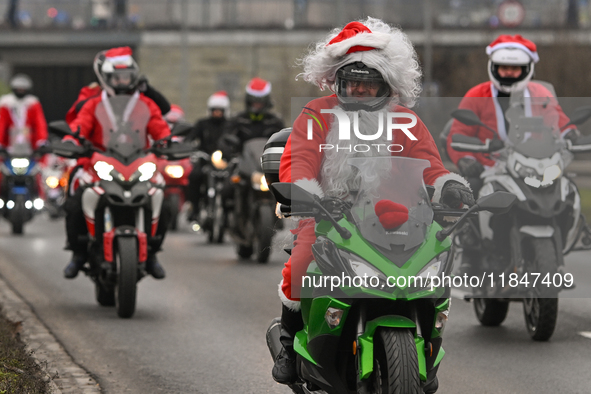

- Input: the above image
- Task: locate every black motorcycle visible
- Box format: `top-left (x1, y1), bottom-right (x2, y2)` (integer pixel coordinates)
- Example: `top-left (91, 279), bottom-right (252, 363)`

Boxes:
top-left (226, 138), bottom-right (277, 263)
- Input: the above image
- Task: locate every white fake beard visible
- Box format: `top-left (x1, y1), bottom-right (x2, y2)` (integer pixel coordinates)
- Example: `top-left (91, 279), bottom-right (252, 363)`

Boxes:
top-left (320, 108), bottom-right (391, 199)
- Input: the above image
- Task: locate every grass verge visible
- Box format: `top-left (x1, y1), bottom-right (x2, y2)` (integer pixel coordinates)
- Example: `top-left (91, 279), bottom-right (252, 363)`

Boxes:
top-left (0, 308), bottom-right (49, 393)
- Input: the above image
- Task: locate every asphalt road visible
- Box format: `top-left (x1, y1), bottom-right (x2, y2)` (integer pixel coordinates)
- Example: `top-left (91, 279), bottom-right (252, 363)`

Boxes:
top-left (0, 215), bottom-right (589, 394)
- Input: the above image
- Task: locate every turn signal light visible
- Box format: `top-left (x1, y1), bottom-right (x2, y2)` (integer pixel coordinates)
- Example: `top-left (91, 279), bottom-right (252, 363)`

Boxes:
top-left (231, 175), bottom-right (241, 184)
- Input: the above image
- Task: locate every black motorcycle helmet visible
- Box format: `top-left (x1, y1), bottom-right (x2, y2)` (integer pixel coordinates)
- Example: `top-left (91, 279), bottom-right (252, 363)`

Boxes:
top-left (245, 77), bottom-right (273, 116)
top-left (335, 62), bottom-right (391, 111)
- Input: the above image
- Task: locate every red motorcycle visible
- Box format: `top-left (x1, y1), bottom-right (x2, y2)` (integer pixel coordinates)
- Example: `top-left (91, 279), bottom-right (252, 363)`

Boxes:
top-left (156, 157), bottom-right (192, 230)
top-left (49, 95), bottom-right (192, 318)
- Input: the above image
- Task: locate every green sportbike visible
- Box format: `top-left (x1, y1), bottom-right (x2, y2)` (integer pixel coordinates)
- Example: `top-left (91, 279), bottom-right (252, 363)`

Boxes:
top-left (266, 156), bottom-right (515, 394)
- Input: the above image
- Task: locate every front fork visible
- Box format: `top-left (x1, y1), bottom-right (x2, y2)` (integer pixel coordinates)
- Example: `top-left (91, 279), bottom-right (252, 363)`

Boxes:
top-left (102, 206), bottom-right (148, 267)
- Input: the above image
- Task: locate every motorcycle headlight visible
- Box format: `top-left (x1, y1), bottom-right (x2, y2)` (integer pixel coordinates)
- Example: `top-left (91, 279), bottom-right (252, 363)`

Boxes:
top-left (211, 150), bottom-right (228, 170)
top-left (414, 252), bottom-right (449, 290)
top-left (94, 161), bottom-right (114, 181)
top-left (542, 164), bottom-right (561, 186)
top-left (138, 162), bottom-right (157, 182)
top-left (165, 165), bottom-right (184, 179)
top-left (251, 171), bottom-right (269, 192)
top-left (514, 161), bottom-right (537, 179)
top-left (46, 176), bottom-right (60, 189)
top-left (11, 158), bottom-right (29, 168)
top-left (339, 250), bottom-right (389, 290)
top-left (515, 161), bottom-right (562, 188)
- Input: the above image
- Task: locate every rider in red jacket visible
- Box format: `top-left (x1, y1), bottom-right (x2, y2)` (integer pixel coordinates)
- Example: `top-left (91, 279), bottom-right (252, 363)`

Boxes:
top-left (272, 19), bottom-right (474, 386)
top-left (0, 74), bottom-right (48, 199)
top-left (0, 74), bottom-right (48, 151)
top-left (63, 46), bottom-right (172, 280)
top-left (447, 34), bottom-right (576, 191)
top-left (445, 35), bottom-right (576, 277)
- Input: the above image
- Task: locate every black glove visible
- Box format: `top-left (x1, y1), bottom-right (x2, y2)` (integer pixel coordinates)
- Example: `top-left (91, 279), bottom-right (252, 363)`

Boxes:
top-left (563, 128), bottom-right (580, 143)
top-left (137, 75), bottom-right (149, 93)
top-left (457, 158), bottom-right (484, 178)
top-left (488, 138), bottom-right (504, 151)
top-left (441, 180), bottom-right (475, 209)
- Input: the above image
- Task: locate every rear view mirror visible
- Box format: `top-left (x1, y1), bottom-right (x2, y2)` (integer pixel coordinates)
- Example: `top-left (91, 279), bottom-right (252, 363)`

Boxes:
top-left (476, 192), bottom-right (517, 215)
top-left (48, 121), bottom-right (74, 138)
top-left (270, 182), bottom-right (317, 206)
top-left (171, 122), bottom-right (192, 137)
top-left (566, 106), bottom-right (591, 127)
top-left (451, 109), bottom-right (486, 127)
top-left (222, 134), bottom-right (241, 147)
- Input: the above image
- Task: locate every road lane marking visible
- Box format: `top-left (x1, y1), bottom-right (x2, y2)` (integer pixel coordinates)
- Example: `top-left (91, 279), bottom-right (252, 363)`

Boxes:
top-left (579, 332), bottom-right (591, 339)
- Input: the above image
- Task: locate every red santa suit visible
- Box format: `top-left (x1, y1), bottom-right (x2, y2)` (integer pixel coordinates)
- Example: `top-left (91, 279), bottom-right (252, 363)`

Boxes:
top-left (447, 35), bottom-right (573, 168)
top-left (65, 83), bottom-right (101, 124)
top-left (0, 93), bottom-right (48, 150)
top-left (66, 90), bottom-right (170, 193)
top-left (446, 81), bottom-right (573, 167)
top-left (278, 95), bottom-right (466, 307)
top-left (274, 20), bottom-right (470, 310)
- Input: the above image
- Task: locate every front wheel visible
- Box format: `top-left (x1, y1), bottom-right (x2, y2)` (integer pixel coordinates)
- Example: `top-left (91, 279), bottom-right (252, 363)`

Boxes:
top-left (10, 195), bottom-right (25, 235)
top-left (366, 328), bottom-right (421, 394)
top-left (523, 297), bottom-right (558, 341)
top-left (168, 193), bottom-right (180, 231)
top-left (473, 298), bottom-right (509, 326)
top-left (209, 193), bottom-right (225, 244)
top-left (523, 238), bottom-right (559, 341)
top-left (253, 205), bottom-right (275, 263)
top-left (115, 237), bottom-right (138, 318)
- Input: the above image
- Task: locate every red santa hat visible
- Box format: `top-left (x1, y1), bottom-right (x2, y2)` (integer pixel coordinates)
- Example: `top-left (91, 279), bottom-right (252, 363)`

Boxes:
top-left (164, 104), bottom-right (185, 124)
top-left (207, 91), bottom-right (230, 109)
top-left (102, 46), bottom-right (136, 71)
top-left (486, 34), bottom-right (539, 63)
top-left (325, 21), bottom-right (391, 57)
top-left (246, 77), bottom-right (271, 97)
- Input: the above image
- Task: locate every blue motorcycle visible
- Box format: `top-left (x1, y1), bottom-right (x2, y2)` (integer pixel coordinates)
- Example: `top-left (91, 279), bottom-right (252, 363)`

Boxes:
top-left (0, 143), bottom-right (45, 234)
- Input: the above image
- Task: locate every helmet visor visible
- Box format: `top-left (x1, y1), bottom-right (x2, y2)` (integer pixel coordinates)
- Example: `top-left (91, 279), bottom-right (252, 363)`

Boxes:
top-left (107, 69), bottom-right (137, 91)
top-left (339, 76), bottom-right (389, 98)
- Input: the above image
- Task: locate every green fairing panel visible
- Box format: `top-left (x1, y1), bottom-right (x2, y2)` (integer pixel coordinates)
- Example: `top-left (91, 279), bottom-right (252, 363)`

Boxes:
top-left (434, 347), bottom-right (446, 367)
top-left (294, 330), bottom-right (317, 365)
top-left (307, 297), bottom-right (351, 340)
top-left (319, 219), bottom-right (450, 300)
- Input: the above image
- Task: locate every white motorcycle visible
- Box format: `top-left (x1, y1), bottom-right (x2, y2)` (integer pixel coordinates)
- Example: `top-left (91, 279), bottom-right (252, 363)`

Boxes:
top-left (450, 82), bottom-right (591, 341)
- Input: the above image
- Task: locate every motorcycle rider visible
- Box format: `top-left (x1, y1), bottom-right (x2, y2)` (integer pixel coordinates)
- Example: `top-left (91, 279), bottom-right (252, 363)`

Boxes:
top-left (185, 91), bottom-right (230, 222)
top-left (446, 34), bottom-right (576, 275)
top-left (66, 76), bottom-right (171, 124)
top-left (62, 46), bottom-right (172, 280)
top-left (0, 74), bottom-right (48, 198)
top-left (222, 78), bottom-right (284, 155)
top-left (272, 17), bottom-right (475, 385)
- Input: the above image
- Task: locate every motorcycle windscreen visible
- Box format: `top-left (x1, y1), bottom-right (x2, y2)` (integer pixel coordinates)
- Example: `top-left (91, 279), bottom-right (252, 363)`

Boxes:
top-left (238, 138), bottom-right (266, 175)
top-left (348, 156), bottom-right (433, 253)
top-left (95, 94), bottom-right (150, 158)
top-left (9, 141), bottom-right (33, 157)
top-left (505, 84), bottom-right (563, 159)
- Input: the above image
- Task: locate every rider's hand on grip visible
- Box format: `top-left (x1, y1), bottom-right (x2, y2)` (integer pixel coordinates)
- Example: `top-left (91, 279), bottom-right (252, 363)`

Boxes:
top-left (441, 180), bottom-right (475, 209)
top-left (489, 138), bottom-right (505, 152)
